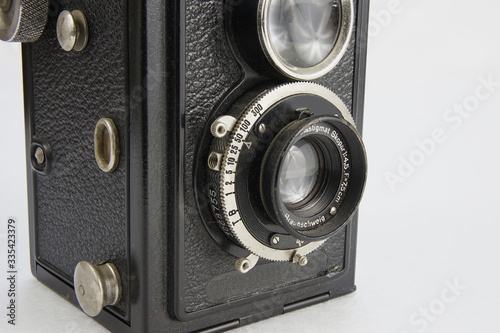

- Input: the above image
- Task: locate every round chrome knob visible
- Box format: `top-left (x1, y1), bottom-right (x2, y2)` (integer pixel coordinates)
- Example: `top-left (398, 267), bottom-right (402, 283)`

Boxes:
top-left (73, 261), bottom-right (122, 317)
top-left (56, 10), bottom-right (88, 52)
top-left (0, 0), bottom-right (48, 42)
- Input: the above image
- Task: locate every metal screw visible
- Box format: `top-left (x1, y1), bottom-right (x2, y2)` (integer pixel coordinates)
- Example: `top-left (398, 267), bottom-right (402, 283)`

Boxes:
top-left (235, 258), bottom-right (252, 273)
top-left (211, 121), bottom-right (228, 138)
top-left (329, 207), bottom-right (337, 215)
top-left (272, 235), bottom-right (280, 245)
top-left (34, 147), bottom-right (45, 165)
top-left (235, 254), bottom-right (259, 274)
top-left (258, 124), bottom-right (266, 134)
top-left (216, 124), bottom-right (227, 136)
top-left (211, 116), bottom-right (237, 138)
top-left (293, 254), bottom-right (308, 267)
top-left (78, 285), bottom-right (85, 296)
top-left (208, 152), bottom-right (223, 171)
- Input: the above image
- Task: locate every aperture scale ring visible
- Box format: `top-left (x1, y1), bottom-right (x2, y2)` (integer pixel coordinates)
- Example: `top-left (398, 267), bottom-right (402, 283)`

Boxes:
top-left (219, 82), bottom-right (354, 262)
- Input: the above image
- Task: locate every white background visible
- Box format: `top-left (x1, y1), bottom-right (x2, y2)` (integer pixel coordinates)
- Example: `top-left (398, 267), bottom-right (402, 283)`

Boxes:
top-left (1, 0), bottom-right (500, 332)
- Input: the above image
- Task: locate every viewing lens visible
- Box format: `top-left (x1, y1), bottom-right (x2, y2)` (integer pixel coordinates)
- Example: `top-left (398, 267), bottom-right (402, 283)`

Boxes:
top-left (268, 0), bottom-right (341, 68)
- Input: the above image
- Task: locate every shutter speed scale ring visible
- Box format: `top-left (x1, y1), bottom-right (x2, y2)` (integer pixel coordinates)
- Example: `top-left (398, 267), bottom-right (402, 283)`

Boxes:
top-left (220, 83), bottom-right (328, 262)
top-left (207, 82), bottom-right (367, 269)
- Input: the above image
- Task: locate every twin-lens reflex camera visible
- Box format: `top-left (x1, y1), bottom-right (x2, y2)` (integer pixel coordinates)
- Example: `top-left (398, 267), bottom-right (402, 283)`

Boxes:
top-left (0, 0), bottom-right (369, 331)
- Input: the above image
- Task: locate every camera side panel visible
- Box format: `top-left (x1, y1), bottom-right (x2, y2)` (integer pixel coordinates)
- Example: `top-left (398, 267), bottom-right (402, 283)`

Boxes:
top-left (26, 0), bottom-right (130, 320)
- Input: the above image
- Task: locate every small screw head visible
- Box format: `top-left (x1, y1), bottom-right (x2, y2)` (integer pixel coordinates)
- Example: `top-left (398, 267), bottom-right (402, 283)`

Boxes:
top-left (293, 254), bottom-right (308, 266)
top-left (272, 236), bottom-right (280, 245)
top-left (34, 147), bottom-right (45, 165)
top-left (329, 207), bottom-right (337, 215)
top-left (258, 124), bottom-right (266, 134)
top-left (299, 256), bottom-right (308, 266)
top-left (216, 124), bottom-right (227, 136)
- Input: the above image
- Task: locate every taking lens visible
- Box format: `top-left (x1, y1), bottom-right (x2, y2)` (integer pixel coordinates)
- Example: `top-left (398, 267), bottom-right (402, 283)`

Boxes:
top-left (279, 139), bottom-right (321, 206)
top-left (276, 133), bottom-right (340, 221)
top-left (260, 116), bottom-right (366, 241)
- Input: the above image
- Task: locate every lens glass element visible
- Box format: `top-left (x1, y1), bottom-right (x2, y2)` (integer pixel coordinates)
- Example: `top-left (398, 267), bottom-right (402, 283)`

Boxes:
top-left (279, 139), bottom-right (320, 206)
top-left (268, 0), bottom-right (341, 68)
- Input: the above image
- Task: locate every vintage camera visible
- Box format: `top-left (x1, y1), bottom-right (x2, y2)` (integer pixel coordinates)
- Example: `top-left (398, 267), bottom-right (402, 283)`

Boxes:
top-left (1, 0), bottom-right (369, 331)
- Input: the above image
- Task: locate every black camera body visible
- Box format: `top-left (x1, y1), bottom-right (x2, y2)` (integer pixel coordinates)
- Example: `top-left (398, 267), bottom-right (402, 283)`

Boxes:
top-left (10, 0), bottom-right (369, 331)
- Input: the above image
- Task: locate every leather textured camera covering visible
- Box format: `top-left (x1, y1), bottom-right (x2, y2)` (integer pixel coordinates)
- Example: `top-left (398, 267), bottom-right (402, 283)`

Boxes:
top-left (30, 0), bottom-right (129, 317)
top-left (183, 0), bottom-right (357, 313)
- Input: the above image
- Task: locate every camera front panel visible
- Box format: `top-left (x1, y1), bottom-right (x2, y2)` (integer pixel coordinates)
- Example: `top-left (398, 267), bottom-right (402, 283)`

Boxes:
top-left (180, 0), bottom-right (366, 318)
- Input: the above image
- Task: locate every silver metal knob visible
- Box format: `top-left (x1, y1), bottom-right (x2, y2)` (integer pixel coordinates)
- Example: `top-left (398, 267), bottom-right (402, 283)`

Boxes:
top-left (73, 261), bottom-right (122, 317)
top-left (0, 0), bottom-right (48, 42)
top-left (56, 10), bottom-right (88, 52)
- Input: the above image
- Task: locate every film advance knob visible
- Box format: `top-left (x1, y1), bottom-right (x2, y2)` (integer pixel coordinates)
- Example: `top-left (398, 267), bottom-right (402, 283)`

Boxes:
top-left (0, 0), bottom-right (48, 42)
top-left (73, 261), bottom-right (122, 317)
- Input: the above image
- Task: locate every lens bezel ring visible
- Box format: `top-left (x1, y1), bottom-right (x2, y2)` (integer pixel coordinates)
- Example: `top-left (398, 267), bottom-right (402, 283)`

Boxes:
top-left (257, 0), bottom-right (354, 80)
top-left (260, 116), bottom-right (366, 241)
top-left (217, 82), bottom-right (357, 261)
